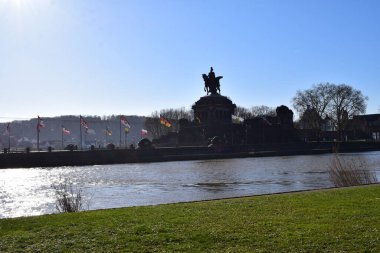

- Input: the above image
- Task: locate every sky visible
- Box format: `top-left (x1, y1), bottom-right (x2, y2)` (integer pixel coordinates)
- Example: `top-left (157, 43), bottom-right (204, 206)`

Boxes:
top-left (1, 0), bottom-right (379, 122)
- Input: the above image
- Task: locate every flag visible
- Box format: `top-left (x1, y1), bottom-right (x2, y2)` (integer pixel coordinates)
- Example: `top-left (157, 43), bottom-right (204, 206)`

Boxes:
top-left (106, 127), bottom-right (112, 136)
top-left (141, 129), bottom-right (148, 136)
top-left (120, 116), bottom-right (131, 128)
top-left (124, 127), bottom-right (129, 133)
top-left (62, 126), bottom-right (71, 135)
top-left (5, 123), bottom-right (10, 134)
top-left (37, 116), bottom-right (45, 132)
top-left (3, 123), bottom-right (10, 136)
top-left (80, 116), bottom-right (88, 129)
top-left (159, 116), bottom-right (172, 127)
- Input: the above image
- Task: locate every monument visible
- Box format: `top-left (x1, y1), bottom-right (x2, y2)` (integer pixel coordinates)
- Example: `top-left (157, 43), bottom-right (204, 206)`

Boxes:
top-left (178, 67), bottom-right (238, 144)
top-left (202, 67), bottom-right (223, 95)
top-left (155, 67), bottom-right (296, 146)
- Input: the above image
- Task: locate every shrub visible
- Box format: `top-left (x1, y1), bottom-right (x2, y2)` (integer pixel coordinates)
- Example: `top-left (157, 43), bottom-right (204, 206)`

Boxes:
top-left (328, 154), bottom-right (378, 187)
top-left (52, 180), bottom-right (83, 213)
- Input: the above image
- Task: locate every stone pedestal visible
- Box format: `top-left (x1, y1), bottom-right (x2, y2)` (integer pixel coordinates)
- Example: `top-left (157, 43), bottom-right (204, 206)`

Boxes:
top-left (191, 94), bottom-right (236, 139)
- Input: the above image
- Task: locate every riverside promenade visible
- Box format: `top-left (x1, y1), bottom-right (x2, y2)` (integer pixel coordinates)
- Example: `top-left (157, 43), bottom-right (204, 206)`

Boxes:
top-left (1, 141), bottom-right (380, 169)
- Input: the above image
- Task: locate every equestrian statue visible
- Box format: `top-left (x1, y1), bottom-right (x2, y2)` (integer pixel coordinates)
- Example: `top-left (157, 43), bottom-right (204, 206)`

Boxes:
top-left (202, 67), bottom-right (223, 95)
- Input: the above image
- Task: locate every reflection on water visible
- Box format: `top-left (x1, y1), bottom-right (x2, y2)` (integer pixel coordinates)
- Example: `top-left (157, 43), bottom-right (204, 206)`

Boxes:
top-left (1, 151), bottom-right (379, 218)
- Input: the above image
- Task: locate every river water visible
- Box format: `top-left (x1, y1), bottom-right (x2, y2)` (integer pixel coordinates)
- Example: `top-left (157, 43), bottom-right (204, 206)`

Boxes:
top-left (1, 152), bottom-right (379, 218)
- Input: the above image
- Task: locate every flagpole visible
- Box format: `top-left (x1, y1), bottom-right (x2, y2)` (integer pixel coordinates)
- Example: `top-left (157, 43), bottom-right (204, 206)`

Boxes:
top-left (105, 127), bottom-right (108, 144)
top-left (84, 128), bottom-right (87, 149)
top-left (7, 124), bottom-right (11, 151)
top-left (80, 115), bottom-right (82, 150)
top-left (119, 116), bottom-right (122, 148)
top-left (125, 130), bottom-right (127, 148)
top-left (37, 117), bottom-right (40, 151)
top-left (61, 126), bottom-right (64, 149)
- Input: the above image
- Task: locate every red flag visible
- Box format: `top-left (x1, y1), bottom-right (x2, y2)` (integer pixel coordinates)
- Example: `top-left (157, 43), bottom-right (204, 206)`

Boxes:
top-left (62, 127), bottom-right (71, 135)
top-left (37, 116), bottom-right (45, 132)
top-left (120, 116), bottom-right (131, 128)
top-left (80, 116), bottom-right (88, 129)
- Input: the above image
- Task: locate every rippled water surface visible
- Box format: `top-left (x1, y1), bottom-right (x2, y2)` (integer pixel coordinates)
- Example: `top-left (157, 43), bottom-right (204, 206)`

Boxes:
top-left (1, 152), bottom-right (379, 218)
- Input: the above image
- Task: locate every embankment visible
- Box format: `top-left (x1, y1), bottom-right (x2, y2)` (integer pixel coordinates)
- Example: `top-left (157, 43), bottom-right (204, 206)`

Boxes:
top-left (1, 141), bottom-right (380, 169)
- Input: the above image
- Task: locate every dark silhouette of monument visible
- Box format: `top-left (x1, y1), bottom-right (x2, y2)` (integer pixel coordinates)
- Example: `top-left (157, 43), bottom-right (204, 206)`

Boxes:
top-left (178, 67), bottom-right (237, 144)
top-left (202, 67), bottom-right (223, 95)
top-left (154, 67), bottom-right (297, 146)
top-left (244, 105), bottom-right (296, 144)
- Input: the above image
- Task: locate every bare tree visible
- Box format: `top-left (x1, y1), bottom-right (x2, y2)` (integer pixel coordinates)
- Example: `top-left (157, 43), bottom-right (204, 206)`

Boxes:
top-left (144, 111), bottom-right (162, 139)
top-left (235, 106), bottom-right (252, 119)
top-left (251, 105), bottom-right (276, 117)
top-left (293, 83), bottom-right (333, 130)
top-left (326, 84), bottom-right (368, 139)
top-left (292, 83), bottom-right (368, 140)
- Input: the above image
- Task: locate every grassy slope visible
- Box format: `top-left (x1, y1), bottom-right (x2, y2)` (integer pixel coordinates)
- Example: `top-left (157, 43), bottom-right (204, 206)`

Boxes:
top-left (1, 185), bottom-right (379, 252)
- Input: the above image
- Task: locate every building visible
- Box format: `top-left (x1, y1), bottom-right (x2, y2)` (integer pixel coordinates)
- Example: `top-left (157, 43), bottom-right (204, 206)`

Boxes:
top-left (350, 114), bottom-right (380, 141)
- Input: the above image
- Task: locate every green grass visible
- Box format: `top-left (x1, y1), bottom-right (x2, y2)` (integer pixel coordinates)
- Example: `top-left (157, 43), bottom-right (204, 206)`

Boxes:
top-left (1, 185), bottom-right (379, 252)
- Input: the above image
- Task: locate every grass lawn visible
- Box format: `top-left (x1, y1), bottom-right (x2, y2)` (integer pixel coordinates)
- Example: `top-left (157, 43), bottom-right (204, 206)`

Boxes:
top-left (1, 185), bottom-right (379, 252)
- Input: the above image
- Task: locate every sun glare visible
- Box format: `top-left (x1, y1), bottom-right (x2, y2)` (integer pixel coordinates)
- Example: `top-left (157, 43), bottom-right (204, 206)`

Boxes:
top-left (0, 0), bottom-right (46, 13)
top-left (0, 0), bottom-right (51, 31)
top-left (0, 0), bottom-right (32, 17)
top-left (2, 0), bottom-right (27, 9)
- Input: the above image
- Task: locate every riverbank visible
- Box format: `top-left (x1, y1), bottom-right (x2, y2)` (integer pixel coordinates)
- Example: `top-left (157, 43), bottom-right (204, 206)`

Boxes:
top-left (1, 141), bottom-right (380, 168)
top-left (1, 184), bottom-right (379, 252)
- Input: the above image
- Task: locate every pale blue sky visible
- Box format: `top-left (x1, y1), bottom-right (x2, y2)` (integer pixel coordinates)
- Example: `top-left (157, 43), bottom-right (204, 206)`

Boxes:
top-left (1, 0), bottom-right (379, 122)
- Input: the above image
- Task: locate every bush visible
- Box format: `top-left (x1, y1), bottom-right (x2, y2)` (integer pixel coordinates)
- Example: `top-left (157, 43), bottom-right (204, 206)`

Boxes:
top-left (328, 154), bottom-right (378, 187)
top-left (52, 180), bottom-right (84, 213)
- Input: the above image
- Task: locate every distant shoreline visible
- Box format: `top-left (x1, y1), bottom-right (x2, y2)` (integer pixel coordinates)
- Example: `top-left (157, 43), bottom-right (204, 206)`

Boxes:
top-left (1, 141), bottom-right (380, 169)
